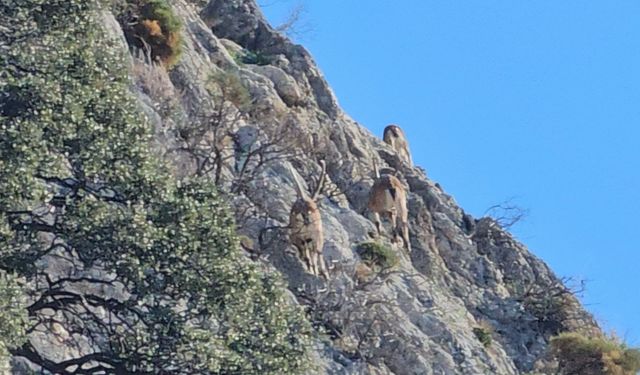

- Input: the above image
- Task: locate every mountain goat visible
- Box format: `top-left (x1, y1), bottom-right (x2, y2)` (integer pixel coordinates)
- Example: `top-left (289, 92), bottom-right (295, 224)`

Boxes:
top-left (288, 161), bottom-right (329, 278)
top-left (367, 161), bottom-right (411, 252)
top-left (383, 124), bottom-right (412, 166)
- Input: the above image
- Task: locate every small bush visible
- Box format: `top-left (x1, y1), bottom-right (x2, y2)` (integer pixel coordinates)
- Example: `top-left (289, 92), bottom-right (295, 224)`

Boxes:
top-left (140, 0), bottom-right (181, 33)
top-left (206, 70), bottom-right (252, 111)
top-left (235, 49), bottom-right (272, 66)
top-left (356, 242), bottom-right (398, 271)
top-left (505, 275), bottom-right (585, 337)
top-left (473, 326), bottom-right (493, 348)
top-left (120, 0), bottom-right (183, 67)
top-left (550, 332), bottom-right (640, 375)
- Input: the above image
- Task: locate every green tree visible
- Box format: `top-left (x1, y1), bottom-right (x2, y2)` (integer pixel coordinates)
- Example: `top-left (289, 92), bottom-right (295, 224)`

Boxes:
top-left (0, 0), bottom-right (312, 373)
top-left (0, 272), bottom-right (27, 372)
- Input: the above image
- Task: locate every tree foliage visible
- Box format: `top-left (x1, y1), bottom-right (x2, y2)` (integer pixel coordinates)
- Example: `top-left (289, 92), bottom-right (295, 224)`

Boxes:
top-left (0, 0), bottom-right (312, 373)
top-left (0, 272), bottom-right (27, 372)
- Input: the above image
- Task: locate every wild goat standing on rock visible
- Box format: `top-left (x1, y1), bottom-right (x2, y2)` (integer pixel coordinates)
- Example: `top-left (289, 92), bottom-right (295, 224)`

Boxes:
top-left (288, 161), bottom-right (329, 279)
top-left (367, 162), bottom-right (411, 252)
top-left (383, 124), bottom-right (412, 166)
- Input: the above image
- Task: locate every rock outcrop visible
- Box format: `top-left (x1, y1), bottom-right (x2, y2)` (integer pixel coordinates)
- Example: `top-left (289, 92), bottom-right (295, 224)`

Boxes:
top-left (13, 1), bottom-right (600, 374)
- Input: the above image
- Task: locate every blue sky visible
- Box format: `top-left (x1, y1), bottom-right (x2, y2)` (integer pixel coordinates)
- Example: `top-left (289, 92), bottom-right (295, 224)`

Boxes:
top-left (260, 1), bottom-right (640, 344)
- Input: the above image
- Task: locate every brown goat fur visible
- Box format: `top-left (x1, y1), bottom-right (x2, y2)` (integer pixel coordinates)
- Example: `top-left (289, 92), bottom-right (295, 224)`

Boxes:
top-left (383, 124), bottom-right (413, 166)
top-left (288, 161), bottom-right (329, 278)
top-left (367, 172), bottom-right (411, 252)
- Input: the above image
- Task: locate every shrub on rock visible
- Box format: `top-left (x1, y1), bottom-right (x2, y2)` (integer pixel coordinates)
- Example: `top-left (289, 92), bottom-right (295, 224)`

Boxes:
top-left (118, 0), bottom-right (183, 67)
top-left (550, 332), bottom-right (640, 375)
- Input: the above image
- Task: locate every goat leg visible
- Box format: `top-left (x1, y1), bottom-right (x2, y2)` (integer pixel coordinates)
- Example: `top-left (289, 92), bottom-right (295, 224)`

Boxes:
top-left (372, 212), bottom-right (382, 236)
top-left (317, 252), bottom-right (329, 279)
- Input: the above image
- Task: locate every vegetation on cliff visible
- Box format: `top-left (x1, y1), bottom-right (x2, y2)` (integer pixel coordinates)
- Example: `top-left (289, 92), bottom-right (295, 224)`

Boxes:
top-left (116, 0), bottom-right (183, 67)
top-left (0, 0), bottom-right (312, 373)
top-left (550, 333), bottom-right (640, 375)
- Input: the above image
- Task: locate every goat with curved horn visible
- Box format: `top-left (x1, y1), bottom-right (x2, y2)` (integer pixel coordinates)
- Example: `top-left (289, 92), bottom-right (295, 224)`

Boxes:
top-left (287, 161), bottom-right (329, 278)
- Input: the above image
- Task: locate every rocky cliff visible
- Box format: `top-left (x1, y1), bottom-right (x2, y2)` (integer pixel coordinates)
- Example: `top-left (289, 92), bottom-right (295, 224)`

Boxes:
top-left (7, 0), bottom-right (601, 374)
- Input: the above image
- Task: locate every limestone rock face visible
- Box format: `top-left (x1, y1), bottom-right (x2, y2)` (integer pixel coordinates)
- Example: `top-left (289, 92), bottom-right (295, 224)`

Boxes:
top-left (20, 1), bottom-right (600, 374)
top-left (201, 0), bottom-right (340, 117)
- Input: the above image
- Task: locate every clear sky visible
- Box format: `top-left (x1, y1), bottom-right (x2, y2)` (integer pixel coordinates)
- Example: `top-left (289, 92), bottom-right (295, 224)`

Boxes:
top-left (260, 1), bottom-right (640, 344)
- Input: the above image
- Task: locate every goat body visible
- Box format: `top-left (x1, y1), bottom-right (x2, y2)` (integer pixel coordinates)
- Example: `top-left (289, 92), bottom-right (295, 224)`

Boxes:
top-left (287, 162), bottom-right (329, 278)
top-left (289, 198), bottom-right (327, 278)
top-left (383, 125), bottom-right (413, 166)
top-left (367, 174), bottom-right (411, 252)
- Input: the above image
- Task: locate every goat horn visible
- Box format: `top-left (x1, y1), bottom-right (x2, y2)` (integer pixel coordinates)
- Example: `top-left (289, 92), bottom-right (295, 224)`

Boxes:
top-left (287, 163), bottom-right (309, 199)
top-left (373, 159), bottom-right (380, 179)
top-left (311, 160), bottom-right (327, 201)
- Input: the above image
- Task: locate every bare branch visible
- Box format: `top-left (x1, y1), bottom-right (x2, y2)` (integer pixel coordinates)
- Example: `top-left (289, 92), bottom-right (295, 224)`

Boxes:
top-left (274, 3), bottom-right (313, 40)
top-left (483, 198), bottom-right (529, 229)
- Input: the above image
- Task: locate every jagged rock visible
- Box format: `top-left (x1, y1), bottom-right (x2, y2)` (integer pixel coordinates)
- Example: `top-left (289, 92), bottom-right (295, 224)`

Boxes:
top-left (248, 64), bottom-right (304, 106)
top-left (201, 0), bottom-right (340, 117)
